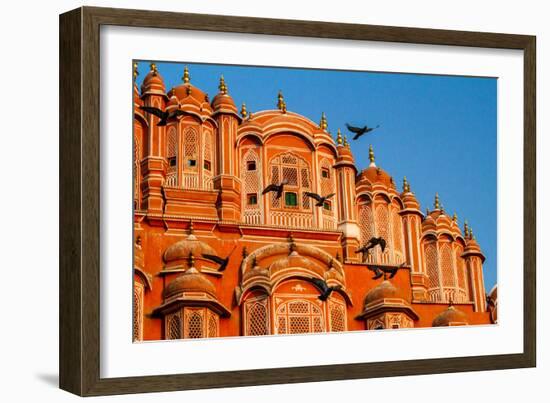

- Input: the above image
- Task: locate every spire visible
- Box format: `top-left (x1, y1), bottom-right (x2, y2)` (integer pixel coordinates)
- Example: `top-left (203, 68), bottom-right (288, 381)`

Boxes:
top-left (182, 66), bottom-right (190, 83)
top-left (403, 176), bottom-right (410, 193)
top-left (453, 212), bottom-right (458, 222)
top-left (241, 103), bottom-right (248, 118)
top-left (469, 227), bottom-right (475, 240)
top-left (319, 112), bottom-right (328, 130)
top-left (464, 220), bottom-right (470, 238)
top-left (343, 133), bottom-right (349, 147)
top-left (150, 62), bottom-right (158, 76)
top-left (369, 144), bottom-right (376, 167)
top-left (277, 90), bottom-right (285, 111)
top-left (218, 75), bottom-right (228, 94)
top-left (434, 193), bottom-right (441, 210)
top-left (133, 62), bottom-right (139, 82)
top-left (188, 220), bottom-right (194, 236)
top-left (336, 128), bottom-right (343, 145)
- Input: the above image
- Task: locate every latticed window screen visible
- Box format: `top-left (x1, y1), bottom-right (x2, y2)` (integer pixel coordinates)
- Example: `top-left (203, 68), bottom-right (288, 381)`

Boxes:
top-left (167, 312), bottom-right (182, 340)
top-left (392, 206), bottom-right (403, 256)
top-left (133, 134), bottom-right (141, 205)
top-left (320, 159), bottom-right (335, 216)
top-left (245, 297), bottom-right (269, 336)
top-left (183, 127), bottom-right (199, 171)
top-left (425, 243), bottom-right (440, 289)
top-left (440, 243), bottom-right (455, 288)
top-left (207, 310), bottom-right (218, 338)
top-left (133, 282), bottom-right (144, 341)
top-left (359, 202), bottom-right (375, 246)
top-left (203, 129), bottom-right (213, 167)
top-left (275, 299), bottom-right (325, 335)
top-left (241, 148), bottom-right (262, 214)
top-left (185, 309), bottom-right (204, 339)
top-left (455, 247), bottom-right (468, 291)
top-left (329, 301), bottom-right (346, 332)
top-left (376, 204), bottom-right (390, 256)
top-left (165, 127), bottom-right (178, 186)
top-left (268, 153), bottom-right (311, 211)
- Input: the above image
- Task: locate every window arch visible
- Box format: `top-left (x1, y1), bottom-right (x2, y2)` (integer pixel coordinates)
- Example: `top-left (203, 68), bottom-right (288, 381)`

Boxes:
top-left (165, 126), bottom-right (178, 187)
top-left (425, 242), bottom-right (440, 301)
top-left (268, 153), bottom-right (311, 210)
top-left (440, 243), bottom-right (455, 288)
top-left (329, 299), bottom-right (346, 332)
top-left (181, 126), bottom-right (199, 189)
top-left (133, 281), bottom-right (144, 341)
top-left (184, 309), bottom-right (204, 339)
top-left (320, 158), bottom-right (337, 229)
top-left (358, 200), bottom-right (375, 247)
top-left (244, 295), bottom-right (270, 336)
top-left (241, 148), bottom-right (263, 225)
top-left (392, 205), bottom-right (404, 260)
top-left (202, 129), bottom-right (214, 190)
top-left (275, 299), bottom-right (324, 335)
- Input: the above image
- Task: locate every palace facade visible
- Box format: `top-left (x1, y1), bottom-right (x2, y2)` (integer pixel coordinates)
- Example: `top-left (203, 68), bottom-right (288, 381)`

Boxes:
top-left (133, 63), bottom-right (497, 341)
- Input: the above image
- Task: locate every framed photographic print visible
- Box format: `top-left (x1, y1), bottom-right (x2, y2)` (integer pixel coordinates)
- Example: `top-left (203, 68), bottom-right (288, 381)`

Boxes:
top-left (59, 6), bottom-right (536, 396)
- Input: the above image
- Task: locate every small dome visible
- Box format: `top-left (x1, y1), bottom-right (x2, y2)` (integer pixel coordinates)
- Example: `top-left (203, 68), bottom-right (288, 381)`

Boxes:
top-left (432, 305), bottom-right (468, 327)
top-left (463, 236), bottom-right (484, 260)
top-left (164, 267), bottom-right (216, 298)
top-left (401, 191), bottom-right (420, 210)
top-left (171, 83), bottom-right (210, 106)
top-left (364, 280), bottom-right (403, 307)
top-left (357, 166), bottom-right (394, 189)
top-left (141, 64), bottom-right (166, 95)
top-left (212, 93), bottom-right (237, 113)
top-left (163, 235), bottom-right (217, 264)
top-left (336, 144), bottom-right (355, 164)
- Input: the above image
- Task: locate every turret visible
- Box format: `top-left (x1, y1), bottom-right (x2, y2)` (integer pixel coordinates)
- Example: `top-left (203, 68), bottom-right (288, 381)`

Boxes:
top-left (211, 76), bottom-right (242, 221)
top-left (399, 177), bottom-right (427, 300)
top-left (334, 129), bottom-right (360, 262)
top-left (139, 63), bottom-right (168, 214)
top-left (462, 227), bottom-right (486, 312)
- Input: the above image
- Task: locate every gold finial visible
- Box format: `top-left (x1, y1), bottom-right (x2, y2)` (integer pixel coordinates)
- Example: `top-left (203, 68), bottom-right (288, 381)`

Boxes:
top-left (277, 90), bottom-right (285, 110)
top-left (469, 227), bottom-right (475, 240)
top-left (403, 176), bottom-right (410, 193)
top-left (336, 128), bottom-right (343, 145)
top-left (426, 208), bottom-right (430, 216)
top-left (188, 220), bottom-right (194, 235)
top-left (434, 193), bottom-right (441, 210)
top-left (464, 220), bottom-right (469, 238)
top-left (453, 212), bottom-right (458, 222)
top-left (150, 62), bottom-right (158, 75)
top-left (186, 86), bottom-right (192, 96)
top-left (133, 62), bottom-right (139, 82)
top-left (182, 66), bottom-right (190, 83)
top-left (369, 144), bottom-right (375, 164)
top-left (188, 252), bottom-right (195, 268)
top-left (319, 112), bottom-right (328, 130)
top-left (343, 133), bottom-right (349, 147)
top-left (219, 75), bottom-right (228, 94)
top-left (241, 103), bottom-right (248, 118)
top-left (281, 101), bottom-right (287, 114)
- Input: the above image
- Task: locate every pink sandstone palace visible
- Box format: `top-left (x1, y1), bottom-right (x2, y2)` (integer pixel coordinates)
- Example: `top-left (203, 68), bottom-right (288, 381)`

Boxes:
top-left (132, 63), bottom-right (498, 341)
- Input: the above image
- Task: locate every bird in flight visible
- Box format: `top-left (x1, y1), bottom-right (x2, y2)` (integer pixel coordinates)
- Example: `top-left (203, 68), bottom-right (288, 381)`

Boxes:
top-left (262, 179), bottom-right (288, 200)
top-left (366, 262), bottom-right (406, 280)
top-left (139, 106), bottom-right (185, 126)
top-left (304, 192), bottom-right (336, 207)
top-left (346, 123), bottom-right (380, 140)
top-left (356, 237), bottom-right (387, 261)
top-left (310, 277), bottom-right (343, 301)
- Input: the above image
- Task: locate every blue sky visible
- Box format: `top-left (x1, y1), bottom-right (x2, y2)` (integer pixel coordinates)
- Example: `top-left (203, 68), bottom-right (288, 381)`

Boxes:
top-left (135, 61), bottom-right (497, 290)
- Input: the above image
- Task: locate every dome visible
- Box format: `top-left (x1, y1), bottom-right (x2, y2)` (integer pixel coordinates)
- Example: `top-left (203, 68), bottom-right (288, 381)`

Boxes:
top-left (164, 267), bottom-right (216, 298)
top-left (357, 166), bottom-right (394, 189)
top-left (141, 64), bottom-right (166, 95)
top-left (211, 76), bottom-right (238, 114)
top-left (432, 305), bottom-right (468, 327)
top-left (170, 83), bottom-right (210, 106)
top-left (364, 280), bottom-right (403, 307)
top-left (463, 236), bottom-right (485, 261)
top-left (401, 191), bottom-right (420, 210)
top-left (163, 234), bottom-right (217, 264)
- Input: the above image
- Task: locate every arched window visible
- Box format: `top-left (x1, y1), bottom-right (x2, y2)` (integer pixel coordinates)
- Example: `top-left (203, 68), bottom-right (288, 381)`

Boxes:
top-left (166, 313), bottom-right (182, 340)
top-left (207, 310), bottom-right (218, 338)
top-left (375, 204), bottom-right (390, 262)
top-left (244, 296), bottom-right (269, 336)
top-left (440, 243), bottom-right (455, 288)
top-left (133, 281), bottom-right (144, 341)
top-left (329, 299), bottom-right (346, 332)
top-left (358, 201), bottom-right (375, 246)
top-left (320, 158), bottom-right (336, 229)
top-left (241, 148), bottom-right (263, 225)
top-left (425, 242), bottom-right (440, 301)
top-left (202, 129), bottom-right (214, 190)
top-left (165, 126), bottom-right (178, 187)
top-left (275, 299), bottom-right (324, 335)
top-left (182, 127), bottom-right (199, 189)
top-left (268, 153), bottom-right (313, 228)
top-left (455, 246), bottom-right (469, 302)
top-left (392, 205), bottom-right (404, 260)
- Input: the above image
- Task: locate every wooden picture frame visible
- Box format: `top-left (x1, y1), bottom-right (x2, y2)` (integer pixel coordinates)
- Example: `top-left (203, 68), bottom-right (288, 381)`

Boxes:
top-left (59, 6), bottom-right (536, 396)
